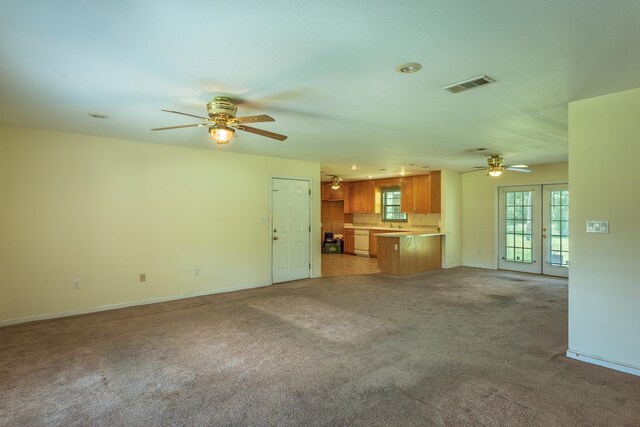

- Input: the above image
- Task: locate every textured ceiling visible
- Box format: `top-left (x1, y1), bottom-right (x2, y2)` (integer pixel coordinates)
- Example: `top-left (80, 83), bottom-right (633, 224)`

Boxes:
top-left (2, 1), bottom-right (640, 180)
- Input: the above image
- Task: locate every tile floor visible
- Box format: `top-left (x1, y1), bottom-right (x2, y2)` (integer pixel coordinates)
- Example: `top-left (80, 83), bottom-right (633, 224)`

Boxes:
top-left (321, 253), bottom-right (380, 277)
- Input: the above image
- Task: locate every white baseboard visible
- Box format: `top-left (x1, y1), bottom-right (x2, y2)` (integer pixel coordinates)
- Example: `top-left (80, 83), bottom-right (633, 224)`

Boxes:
top-left (0, 281), bottom-right (272, 328)
top-left (566, 349), bottom-right (640, 377)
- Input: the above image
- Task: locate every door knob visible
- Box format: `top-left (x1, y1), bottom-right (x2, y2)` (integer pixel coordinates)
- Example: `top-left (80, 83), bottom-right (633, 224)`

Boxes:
top-left (273, 236), bottom-right (278, 240)
top-left (542, 234), bottom-right (547, 238)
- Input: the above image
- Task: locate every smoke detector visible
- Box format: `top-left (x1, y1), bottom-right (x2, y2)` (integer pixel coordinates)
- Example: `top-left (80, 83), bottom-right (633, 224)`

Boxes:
top-left (443, 75), bottom-right (496, 94)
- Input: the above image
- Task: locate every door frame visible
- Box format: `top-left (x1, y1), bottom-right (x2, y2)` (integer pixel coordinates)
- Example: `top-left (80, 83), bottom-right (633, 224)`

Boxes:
top-left (496, 182), bottom-right (569, 277)
top-left (542, 184), bottom-right (569, 277)
top-left (270, 176), bottom-right (314, 284)
top-left (497, 185), bottom-right (542, 274)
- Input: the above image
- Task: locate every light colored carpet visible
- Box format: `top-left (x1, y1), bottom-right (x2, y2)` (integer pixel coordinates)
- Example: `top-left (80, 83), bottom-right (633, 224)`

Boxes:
top-left (1, 267), bottom-right (638, 426)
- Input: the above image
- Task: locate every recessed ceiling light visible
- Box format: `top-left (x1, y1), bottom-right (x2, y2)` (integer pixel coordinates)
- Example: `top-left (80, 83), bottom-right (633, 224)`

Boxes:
top-left (351, 165), bottom-right (357, 170)
top-left (396, 62), bottom-right (422, 74)
top-left (367, 175), bottom-right (373, 179)
top-left (88, 113), bottom-right (109, 119)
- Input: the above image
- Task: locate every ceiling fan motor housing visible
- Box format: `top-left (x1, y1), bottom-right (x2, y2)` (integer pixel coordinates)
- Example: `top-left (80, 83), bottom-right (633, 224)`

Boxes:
top-left (488, 155), bottom-right (504, 168)
top-left (206, 97), bottom-right (237, 119)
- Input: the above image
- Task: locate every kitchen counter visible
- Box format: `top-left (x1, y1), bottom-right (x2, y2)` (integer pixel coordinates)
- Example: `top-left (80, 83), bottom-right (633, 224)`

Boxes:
top-left (377, 232), bottom-right (445, 238)
top-left (343, 224), bottom-right (439, 233)
top-left (376, 233), bottom-right (443, 275)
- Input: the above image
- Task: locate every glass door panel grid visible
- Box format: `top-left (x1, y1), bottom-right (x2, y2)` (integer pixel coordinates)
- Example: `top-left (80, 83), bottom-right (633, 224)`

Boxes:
top-left (549, 190), bottom-right (569, 266)
top-left (505, 191), bottom-right (533, 263)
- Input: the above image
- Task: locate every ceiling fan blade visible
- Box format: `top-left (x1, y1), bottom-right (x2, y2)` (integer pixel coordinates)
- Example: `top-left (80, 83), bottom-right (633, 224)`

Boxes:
top-left (232, 114), bottom-right (275, 124)
top-left (506, 167), bottom-right (532, 173)
top-left (161, 109), bottom-right (209, 121)
top-left (235, 125), bottom-right (288, 141)
top-left (151, 123), bottom-right (206, 131)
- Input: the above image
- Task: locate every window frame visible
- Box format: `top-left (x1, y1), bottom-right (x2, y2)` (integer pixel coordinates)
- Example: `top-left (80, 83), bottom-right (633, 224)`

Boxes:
top-left (380, 186), bottom-right (407, 222)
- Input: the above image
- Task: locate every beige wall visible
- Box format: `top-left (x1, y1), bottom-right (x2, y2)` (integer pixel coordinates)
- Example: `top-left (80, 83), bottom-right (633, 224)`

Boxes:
top-left (462, 163), bottom-right (568, 269)
top-left (567, 87), bottom-right (640, 373)
top-left (0, 126), bottom-right (321, 324)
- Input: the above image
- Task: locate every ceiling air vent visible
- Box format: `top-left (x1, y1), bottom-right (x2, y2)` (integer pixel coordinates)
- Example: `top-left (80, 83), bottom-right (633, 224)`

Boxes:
top-left (443, 75), bottom-right (496, 94)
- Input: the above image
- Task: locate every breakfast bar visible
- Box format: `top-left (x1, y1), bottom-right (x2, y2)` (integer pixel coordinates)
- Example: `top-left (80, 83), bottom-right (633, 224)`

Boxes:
top-left (376, 232), bottom-right (444, 275)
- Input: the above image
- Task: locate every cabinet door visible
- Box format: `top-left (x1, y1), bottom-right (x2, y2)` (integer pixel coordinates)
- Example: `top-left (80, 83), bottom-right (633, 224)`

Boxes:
top-left (401, 177), bottom-right (415, 212)
top-left (344, 229), bottom-right (355, 254)
top-left (361, 181), bottom-right (376, 213)
top-left (321, 183), bottom-right (331, 201)
top-left (343, 183), bottom-right (352, 213)
top-left (331, 185), bottom-right (344, 200)
top-left (350, 181), bottom-right (363, 212)
top-left (414, 174), bottom-right (431, 213)
top-left (429, 171), bottom-right (441, 213)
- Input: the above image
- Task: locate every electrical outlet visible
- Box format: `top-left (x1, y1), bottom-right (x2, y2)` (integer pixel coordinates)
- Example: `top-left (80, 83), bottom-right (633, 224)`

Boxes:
top-left (139, 273), bottom-right (146, 283)
top-left (73, 280), bottom-right (80, 290)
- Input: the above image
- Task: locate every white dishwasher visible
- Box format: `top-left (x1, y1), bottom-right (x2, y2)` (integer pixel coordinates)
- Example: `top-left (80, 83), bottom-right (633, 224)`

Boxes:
top-left (354, 229), bottom-right (370, 257)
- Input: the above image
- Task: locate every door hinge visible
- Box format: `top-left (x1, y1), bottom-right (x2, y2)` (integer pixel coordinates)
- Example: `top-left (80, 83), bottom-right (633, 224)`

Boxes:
top-left (309, 225), bottom-right (311, 232)
top-left (308, 189), bottom-right (311, 195)
top-left (309, 263), bottom-right (311, 270)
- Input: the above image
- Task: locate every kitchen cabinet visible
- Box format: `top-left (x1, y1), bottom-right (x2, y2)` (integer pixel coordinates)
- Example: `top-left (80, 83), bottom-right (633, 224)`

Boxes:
top-left (321, 183), bottom-right (345, 201)
top-left (369, 229), bottom-right (397, 257)
top-left (348, 180), bottom-right (376, 213)
top-left (343, 228), bottom-right (355, 255)
top-left (400, 171), bottom-right (441, 214)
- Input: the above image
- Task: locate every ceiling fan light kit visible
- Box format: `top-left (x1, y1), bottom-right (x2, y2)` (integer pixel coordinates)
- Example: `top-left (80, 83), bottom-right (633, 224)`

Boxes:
top-left (331, 176), bottom-right (343, 190)
top-left (151, 96), bottom-right (287, 147)
top-left (209, 124), bottom-right (235, 144)
top-left (470, 154), bottom-right (531, 177)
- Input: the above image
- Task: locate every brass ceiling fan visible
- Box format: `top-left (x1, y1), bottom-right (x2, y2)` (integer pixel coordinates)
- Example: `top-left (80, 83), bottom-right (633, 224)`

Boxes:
top-left (151, 96), bottom-right (287, 146)
top-left (475, 155), bottom-right (531, 177)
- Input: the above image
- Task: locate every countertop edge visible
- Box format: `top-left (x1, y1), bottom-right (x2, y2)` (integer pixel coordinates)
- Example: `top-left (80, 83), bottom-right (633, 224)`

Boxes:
top-left (376, 232), bottom-right (446, 238)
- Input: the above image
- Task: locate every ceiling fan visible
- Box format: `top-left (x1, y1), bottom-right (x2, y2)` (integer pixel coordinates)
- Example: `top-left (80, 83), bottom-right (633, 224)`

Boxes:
top-left (151, 96), bottom-right (288, 146)
top-left (476, 155), bottom-right (531, 177)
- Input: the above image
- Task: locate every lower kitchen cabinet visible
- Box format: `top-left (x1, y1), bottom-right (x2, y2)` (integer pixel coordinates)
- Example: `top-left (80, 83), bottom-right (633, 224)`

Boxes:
top-left (343, 228), bottom-right (355, 255)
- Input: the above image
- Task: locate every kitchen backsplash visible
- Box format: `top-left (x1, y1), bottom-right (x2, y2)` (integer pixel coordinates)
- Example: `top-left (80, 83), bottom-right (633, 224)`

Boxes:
top-left (351, 213), bottom-right (441, 229)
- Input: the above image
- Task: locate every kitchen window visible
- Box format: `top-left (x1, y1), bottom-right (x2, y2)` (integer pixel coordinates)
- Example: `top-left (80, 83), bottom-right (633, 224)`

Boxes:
top-left (381, 186), bottom-right (407, 222)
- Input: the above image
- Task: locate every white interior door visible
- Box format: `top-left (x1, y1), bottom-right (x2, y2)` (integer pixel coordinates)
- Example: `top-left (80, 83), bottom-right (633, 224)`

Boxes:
top-left (272, 178), bottom-right (311, 283)
top-left (498, 186), bottom-right (542, 274)
top-left (542, 184), bottom-right (569, 277)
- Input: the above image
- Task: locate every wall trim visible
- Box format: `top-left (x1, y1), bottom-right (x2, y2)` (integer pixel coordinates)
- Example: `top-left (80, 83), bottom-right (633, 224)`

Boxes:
top-left (0, 281), bottom-right (271, 328)
top-left (566, 349), bottom-right (640, 377)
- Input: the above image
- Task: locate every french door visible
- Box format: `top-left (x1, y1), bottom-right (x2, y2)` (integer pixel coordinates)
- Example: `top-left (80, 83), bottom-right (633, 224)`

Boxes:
top-left (498, 184), bottom-right (569, 277)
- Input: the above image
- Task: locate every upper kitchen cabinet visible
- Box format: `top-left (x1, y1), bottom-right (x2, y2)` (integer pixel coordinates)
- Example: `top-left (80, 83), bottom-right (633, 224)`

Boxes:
top-left (321, 183), bottom-right (345, 201)
top-left (347, 180), bottom-right (376, 213)
top-left (401, 171), bottom-right (441, 214)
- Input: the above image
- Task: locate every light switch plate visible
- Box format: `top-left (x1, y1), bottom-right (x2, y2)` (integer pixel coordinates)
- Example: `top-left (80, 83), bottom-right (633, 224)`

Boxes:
top-left (586, 220), bottom-right (609, 233)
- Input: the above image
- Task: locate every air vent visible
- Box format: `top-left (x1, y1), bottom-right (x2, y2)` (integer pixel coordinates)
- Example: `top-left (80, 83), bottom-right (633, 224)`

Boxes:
top-left (443, 75), bottom-right (496, 94)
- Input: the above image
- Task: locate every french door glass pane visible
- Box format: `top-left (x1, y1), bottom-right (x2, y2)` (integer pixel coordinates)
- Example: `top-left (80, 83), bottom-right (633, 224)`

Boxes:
top-left (549, 190), bottom-right (569, 266)
top-left (504, 191), bottom-right (533, 263)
